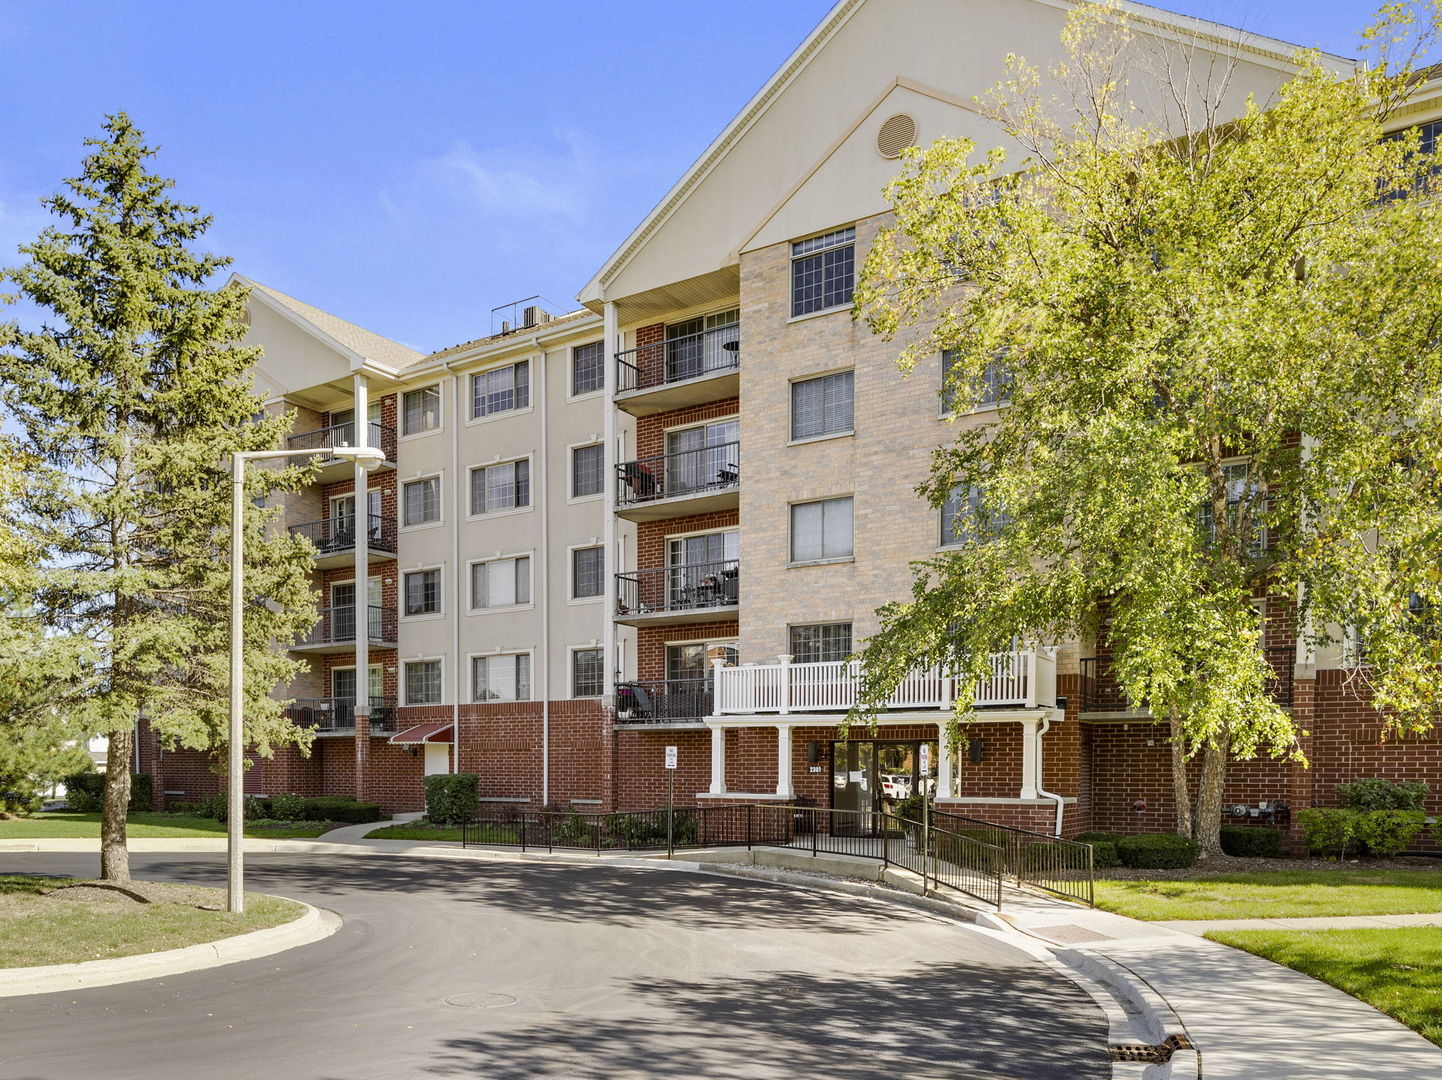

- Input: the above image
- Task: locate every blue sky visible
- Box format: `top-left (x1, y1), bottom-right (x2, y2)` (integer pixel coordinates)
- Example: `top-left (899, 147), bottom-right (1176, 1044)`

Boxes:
top-left (0, 1), bottom-right (1400, 353)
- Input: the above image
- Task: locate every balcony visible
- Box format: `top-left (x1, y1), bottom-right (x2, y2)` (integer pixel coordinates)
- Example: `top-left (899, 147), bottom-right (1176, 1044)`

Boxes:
top-left (614, 441), bottom-right (739, 521)
top-left (291, 605), bottom-right (398, 655)
top-left (289, 514), bottom-right (398, 569)
top-left (614, 322), bottom-right (740, 416)
top-left (713, 650), bottom-right (1057, 716)
top-left (286, 420), bottom-right (397, 482)
top-left (285, 696), bottom-right (399, 735)
top-left (1078, 647), bottom-right (1295, 715)
top-left (615, 559), bottom-right (739, 626)
top-left (615, 679), bottom-right (713, 726)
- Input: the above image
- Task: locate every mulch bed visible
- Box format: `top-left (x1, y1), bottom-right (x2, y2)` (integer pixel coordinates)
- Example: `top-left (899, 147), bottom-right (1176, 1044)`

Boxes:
top-left (45, 880), bottom-right (228, 908)
top-left (1101, 854), bottom-right (1442, 880)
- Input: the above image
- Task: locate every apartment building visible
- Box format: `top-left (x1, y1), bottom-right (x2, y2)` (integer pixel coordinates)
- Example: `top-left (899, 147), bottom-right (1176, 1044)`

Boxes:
top-left (143, 0), bottom-right (1442, 839)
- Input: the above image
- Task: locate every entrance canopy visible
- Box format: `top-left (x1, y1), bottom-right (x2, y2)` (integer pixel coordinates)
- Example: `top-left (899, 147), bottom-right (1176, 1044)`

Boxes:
top-left (389, 721), bottom-right (454, 745)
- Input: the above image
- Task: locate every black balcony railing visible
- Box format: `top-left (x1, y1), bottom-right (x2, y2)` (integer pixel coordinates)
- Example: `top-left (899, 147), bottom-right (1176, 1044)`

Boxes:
top-left (616, 559), bottom-right (739, 617)
top-left (287, 419), bottom-right (397, 463)
top-left (299, 605), bottom-right (396, 648)
top-left (615, 678), bottom-right (713, 723)
top-left (286, 696), bottom-right (399, 733)
top-left (1079, 646), bottom-right (1296, 713)
top-left (616, 322), bottom-right (740, 395)
top-left (289, 514), bottom-right (397, 556)
top-left (616, 441), bottom-right (740, 506)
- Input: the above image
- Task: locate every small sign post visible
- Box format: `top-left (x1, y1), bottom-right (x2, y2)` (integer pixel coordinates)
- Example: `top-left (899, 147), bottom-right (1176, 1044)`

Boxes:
top-left (919, 744), bottom-right (932, 894)
top-left (664, 745), bottom-right (678, 858)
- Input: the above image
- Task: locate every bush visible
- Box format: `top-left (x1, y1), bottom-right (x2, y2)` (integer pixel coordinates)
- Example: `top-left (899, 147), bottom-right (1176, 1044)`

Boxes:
top-left (1354, 810), bottom-right (1427, 857)
top-left (1298, 807), bottom-right (1359, 857)
top-left (269, 794), bottom-right (305, 822)
top-left (166, 800), bottom-right (198, 815)
top-left (294, 797), bottom-right (386, 824)
top-left (63, 771), bottom-right (151, 812)
top-left (1116, 833), bottom-right (1199, 869)
top-left (424, 774), bottom-right (479, 825)
top-left (1335, 779), bottom-right (1430, 812)
top-left (197, 793), bottom-right (228, 821)
top-left (1073, 832), bottom-right (1124, 869)
top-left (1220, 825), bottom-right (1285, 858)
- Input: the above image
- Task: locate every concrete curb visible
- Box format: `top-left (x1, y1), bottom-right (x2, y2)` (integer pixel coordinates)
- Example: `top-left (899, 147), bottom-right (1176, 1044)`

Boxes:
top-left (0, 900), bottom-right (341, 998)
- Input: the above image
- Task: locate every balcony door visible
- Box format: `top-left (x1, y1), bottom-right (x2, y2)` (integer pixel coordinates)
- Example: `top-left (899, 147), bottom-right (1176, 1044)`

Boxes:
top-left (667, 531), bottom-right (738, 609)
top-left (331, 665), bottom-right (382, 728)
top-left (663, 641), bottom-right (738, 720)
top-left (665, 419), bottom-right (738, 496)
top-left (665, 309), bottom-right (739, 382)
top-left (331, 402), bottom-right (381, 450)
top-left (330, 490), bottom-right (381, 545)
top-left (330, 577), bottom-right (383, 641)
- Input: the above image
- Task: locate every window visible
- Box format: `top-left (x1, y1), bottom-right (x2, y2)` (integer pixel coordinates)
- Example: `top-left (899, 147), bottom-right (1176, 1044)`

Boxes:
top-left (471, 556), bottom-right (530, 610)
top-left (1197, 461), bottom-right (1264, 553)
top-left (665, 309), bottom-right (740, 381)
top-left (332, 665), bottom-right (382, 704)
top-left (665, 419), bottom-right (739, 494)
top-left (470, 459), bottom-right (530, 515)
top-left (572, 546), bottom-right (604, 599)
top-left (666, 642), bottom-right (738, 686)
top-left (404, 660), bottom-right (443, 706)
top-left (791, 227), bottom-right (855, 317)
top-left (571, 342), bottom-right (604, 396)
top-left (941, 349), bottom-right (1012, 412)
top-left (331, 490), bottom-right (381, 541)
top-left (791, 371), bottom-right (854, 440)
top-left (471, 360), bottom-right (530, 419)
top-left (667, 531), bottom-right (739, 608)
top-left (402, 385), bottom-right (441, 435)
top-left (402, 477), bottom-right (440, 526)
top-left (789, 623), bottom-right (853, 664)
top-left (790, 497), bottom-right (853, 562)
top-left (940, 484), bottom-right (1007, 545)
top-left (472, 653), bottom-right (532, 702)
top-left (573, 648), bottom-right (604, 697)
top-left (571, 443), bottom-right (604, 498)
top-left (331, 402), bottom-right (380, 449)
top-left (404, 568), bottom-right (441, 616)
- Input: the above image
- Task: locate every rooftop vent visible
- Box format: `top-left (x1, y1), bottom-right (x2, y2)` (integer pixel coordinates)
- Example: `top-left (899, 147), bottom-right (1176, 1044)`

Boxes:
top-left (877, 113), bottom-right (917, 159)
top-left (490, 295), bottom-right (561, 336)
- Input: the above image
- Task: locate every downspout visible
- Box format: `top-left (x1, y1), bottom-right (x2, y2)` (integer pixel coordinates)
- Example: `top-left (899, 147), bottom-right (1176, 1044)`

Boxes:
top-left (1035, 712), bottom-right (1066, 837)
top-left (449, 363), bottom-right (461, 773)
top-left (537, 337), bottom-right (551, 807)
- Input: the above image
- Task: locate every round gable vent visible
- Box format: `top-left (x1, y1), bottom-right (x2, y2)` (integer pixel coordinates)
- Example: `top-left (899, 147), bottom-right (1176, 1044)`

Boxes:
top-left (877, 113), bottom-right (917, 159)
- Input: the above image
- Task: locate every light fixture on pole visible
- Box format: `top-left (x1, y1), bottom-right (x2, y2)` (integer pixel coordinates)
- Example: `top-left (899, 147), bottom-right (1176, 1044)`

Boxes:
top-left (227, 443), bottom-right (384, 914)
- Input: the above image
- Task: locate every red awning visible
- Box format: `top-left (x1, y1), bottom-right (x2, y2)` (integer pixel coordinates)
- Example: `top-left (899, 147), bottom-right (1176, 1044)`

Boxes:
top-left (389, 721), bottom-right (455, 745)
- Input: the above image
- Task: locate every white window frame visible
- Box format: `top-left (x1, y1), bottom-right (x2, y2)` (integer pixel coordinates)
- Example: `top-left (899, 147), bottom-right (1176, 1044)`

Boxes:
top-left (467, 551), bottom-right (535, 613)
top-left (788, 225), bottom-right (857, 322)
top-left (401, 565), bottom-right (445, 620)
top-left (467, 456), bottom-right (534, 520)
top-left (568, 542), bottom-right (605, 604)
top-left (940, 349), bottom-right (1012, 418)
top-left (568, 440), bottom-right (605, 502)
top-left (468, 650), bottom-right (535, 704)
top-left (467, 359), bottom-right (533, 424)
top-left (402, 657), bottom-right (445, 707)
top-left (569, 340), bottom-right (606, 400)
top-left (330, 664), bottom-right (383, 702)
top-left (569, 644), bottom-right (606, 698)
top-left (400, 383), bottom-right (444, 440)
top-left (400, 473), bottom-right (444, 531)
top-left (789, 495), bottom-right (854, 566)
top-left (788, 367), bottom-right (855, 444)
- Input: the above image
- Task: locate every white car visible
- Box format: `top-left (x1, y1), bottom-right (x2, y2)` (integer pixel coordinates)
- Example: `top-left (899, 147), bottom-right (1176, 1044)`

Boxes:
top-left (880, 774), bottom-right (912, 800)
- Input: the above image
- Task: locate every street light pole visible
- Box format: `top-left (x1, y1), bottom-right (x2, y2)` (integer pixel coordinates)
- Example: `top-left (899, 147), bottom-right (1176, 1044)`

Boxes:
top-left (227, 443), bottom-right (383, 914)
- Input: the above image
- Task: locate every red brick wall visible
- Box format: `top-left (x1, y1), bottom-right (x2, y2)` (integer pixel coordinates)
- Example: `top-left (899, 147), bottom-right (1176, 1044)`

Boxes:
top-left (636, 509), bottom-right (740, 572)
top-left (613, 729), bottom-right (712, 809)
top-left (637, 620), bottom-right (742, 681)
top-left (455, 699), bottom-right (612, 809)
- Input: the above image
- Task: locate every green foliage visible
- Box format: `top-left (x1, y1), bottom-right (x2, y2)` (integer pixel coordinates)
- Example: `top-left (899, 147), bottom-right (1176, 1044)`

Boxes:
top-left (1116, 833), bottom-right (1200, 869)
top-left (424, 774), bottom-right (479, 825)
top-left (1219, 825), bottom-right (1285, 858)
top-left (0, 114), bottom-right (320, 873)
top-left (64, 772), bottom-right (151, 813)
top-left (550, 810), bottom-right (595, 847)
top-left (1073, 831), bottom-right (1124, 869)
top-left (1335, 779), bottom-right (1430, 812)
top-left (1354, 810), bottom-right (1428, 857)
top-left (165, 801), bottom-right (198, 815)
top-left (196, 794), bottom-right (227, 821)
top-left (268, 794), bottom-right (305, 822)
top-left (1298, 808), bottom-right (1360, 856)
top-left (291, 797), bottom-right (384, 824)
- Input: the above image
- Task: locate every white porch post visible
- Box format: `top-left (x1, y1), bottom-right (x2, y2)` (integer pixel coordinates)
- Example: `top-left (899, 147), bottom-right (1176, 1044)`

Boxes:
top-left (936, 722), bottom-right (954, 799)
top-left (775, 724), bottom-right (794, 799)
top-left (778, 653), bottom-right (793, 715)
top-left (1019, 717), bottom-right (1040, 799)
top-left (708, 726), bottom-right (727, 795)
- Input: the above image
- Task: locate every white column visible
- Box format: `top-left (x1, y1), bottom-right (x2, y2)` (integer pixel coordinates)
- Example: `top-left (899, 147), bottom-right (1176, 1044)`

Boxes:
top-left (602, 300), bottom-right (619, 700)
top-left (351, 373), bottom-right (371, 803)
top-left (775, 724), bottom-right (794, 798)
top-left (778, 653), bottom-right (793, 715)
top-left (936, 722), bottom-right (954, 799)
top-left (709, 726), bottom-right (727, 795)
top-left (1019, 717), bottom-right (1039, 799)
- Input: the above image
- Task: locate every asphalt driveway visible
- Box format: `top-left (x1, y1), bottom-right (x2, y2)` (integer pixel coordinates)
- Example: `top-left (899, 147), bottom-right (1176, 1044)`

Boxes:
top-left (0, 853), bottom-right (1108, 1080)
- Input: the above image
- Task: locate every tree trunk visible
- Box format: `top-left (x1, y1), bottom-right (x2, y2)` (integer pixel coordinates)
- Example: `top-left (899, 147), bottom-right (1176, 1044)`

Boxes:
top-left (1193, 732), bottom-right (1229, 856)
top-left (1169, 709), bottom-right (1193, 838)
top-left (100, 726), bottom-right (132, 881)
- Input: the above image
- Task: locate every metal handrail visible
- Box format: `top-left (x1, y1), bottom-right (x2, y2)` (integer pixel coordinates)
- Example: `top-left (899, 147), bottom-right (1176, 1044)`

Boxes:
top-left (299, 604), bottom-right (396, 647)
top-left (285, 696), bottom-right (400, 733)
top-left (287, 419), bottom-right (397, 462)
top-left (614, 678), bottom-right (714, 723)
top-left (615, 322), bottom-right (740, 394)
top-left (615, 558), bottom-right (739, 616)
top-left (931, 809), bottom-right (1095, 906)
top-left (289, 514), bottom-right (397, 555)
top-left (615, 441), bottom-right (740, 506)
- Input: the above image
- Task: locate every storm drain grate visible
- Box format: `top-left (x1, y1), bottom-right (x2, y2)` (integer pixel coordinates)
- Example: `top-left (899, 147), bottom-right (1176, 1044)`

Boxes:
top-left (1031, 923), bottom-right (1114, 944)
top-left (1109, 1034), bottom-right (1194, 1064)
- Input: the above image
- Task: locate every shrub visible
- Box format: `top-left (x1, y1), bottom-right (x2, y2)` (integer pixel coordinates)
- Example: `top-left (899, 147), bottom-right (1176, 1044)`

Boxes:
top-left (63, 771), bottom-right (151, 812)
top-left (295, 797), bottom-right (385, 824)
top-left (166, 800), bottom-right (198, 815)
top-left (424, 774), bottom-right (479, 825)
top-left (1354, 810), bottom-right (1427, 857)
top-left (1219, 825), bottom-right (1285, 858)
top-left (197, 793), bottom-right (228, 821)
top-left (1335, 779), bottom-right (1430, 812)
top-left (243, 796), bottom-right (269, 820)
top-left (1073, 832), bottom-right (1123, 869)
top-left (269, 794), bottom-right (305, 822)
top-left (1116, 833), bottom-right (1199, 869)
top-left (1297, 807), bottom-right (1359, 857)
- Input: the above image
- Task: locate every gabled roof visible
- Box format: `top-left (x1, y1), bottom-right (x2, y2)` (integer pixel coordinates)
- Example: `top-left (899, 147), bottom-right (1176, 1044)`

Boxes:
top-left (234, 275), bottom-right (424, 373)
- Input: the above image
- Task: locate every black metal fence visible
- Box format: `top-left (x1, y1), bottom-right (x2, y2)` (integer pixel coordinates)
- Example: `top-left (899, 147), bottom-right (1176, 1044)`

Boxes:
top-left (299, 604), bottom-right (397, 648)
top-left (614, 679), bottom-right (713, 723)
top-left (615, 442), bottom-right (740, 506)
top-left (615, 559), bottom-right (740, 617)
top-left (289, 514), bottom-right (398, 556)
top-left (615, 322), bottom-right (740, 394)
top-left (932, 809), bottom-right (1095, 906)
top-left (285, 696), bottom-right (400, 733)
top-left (287, 419), bottom-right (397, 462)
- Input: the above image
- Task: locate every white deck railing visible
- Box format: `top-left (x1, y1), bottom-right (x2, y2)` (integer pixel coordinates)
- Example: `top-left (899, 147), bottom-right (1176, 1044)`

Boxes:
top-left (712, 649), bottom-right (1055, 715)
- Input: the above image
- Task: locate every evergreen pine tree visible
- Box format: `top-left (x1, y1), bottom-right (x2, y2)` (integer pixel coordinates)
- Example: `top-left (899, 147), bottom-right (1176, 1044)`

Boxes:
top-left (0, 114), bottom-right (318, 879)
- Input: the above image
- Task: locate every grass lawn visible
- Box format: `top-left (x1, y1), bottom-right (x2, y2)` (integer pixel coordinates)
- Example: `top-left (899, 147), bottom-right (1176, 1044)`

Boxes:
top-left (0, 812), bottom-right (336, 840)
top-left (0, 875), bottom-right (302, 968)
top-left (1094, 869), bottom-right (1442, 920)
top-left (366, 821), bottom-right (517, 843)
top-left (1207, 927), bottom-right (1442, 1047)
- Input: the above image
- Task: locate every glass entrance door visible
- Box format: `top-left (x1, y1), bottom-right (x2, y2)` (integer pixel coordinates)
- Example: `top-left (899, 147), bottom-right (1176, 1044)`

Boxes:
top-left (830, 738), bottom-right (940, 829)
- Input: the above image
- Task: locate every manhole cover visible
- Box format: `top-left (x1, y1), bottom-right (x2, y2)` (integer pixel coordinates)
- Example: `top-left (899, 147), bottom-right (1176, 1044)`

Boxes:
top-left (444, 992), bottom-right (518, 1009)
